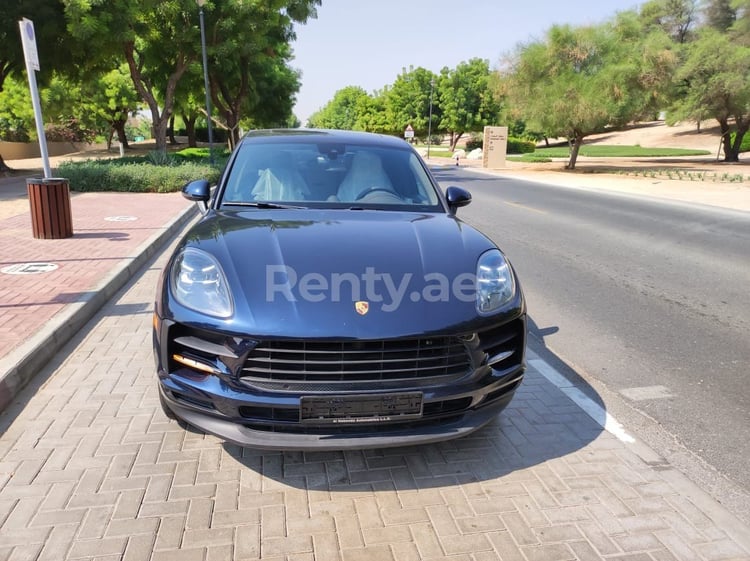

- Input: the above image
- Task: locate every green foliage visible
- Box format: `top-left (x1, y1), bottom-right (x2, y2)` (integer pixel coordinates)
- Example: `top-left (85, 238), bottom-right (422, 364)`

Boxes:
top-left (125, 120), bottom-right (152, 141)
top-left (507, 138), bottom-right (537, 154)
top-left (0, 0), bottom-right (75, 92)
top-left (534, 145), bottom-right (709, 157)
top-left (173, 147), bottom-right (231, 161)
top-left (0, 117), bottom-right (30, 142)
top-left (730, 131), bottom-right (750, 152)
top-left (308, 86), bottom-right (371, 130)
top-left (0, 76), bottom-right (34, 139)
top-left (438, 58), bottom-right (500, 149)
top-left (669, 27), bottom-right (750, 160)
top-left (385, 67), bottom-right (438, 137)
top-left (58, 159), bottom-right (220, 193)
top-left (508, 154), bottom-right (553, 163)
top-left (502, 16), bottom-right (677, 168)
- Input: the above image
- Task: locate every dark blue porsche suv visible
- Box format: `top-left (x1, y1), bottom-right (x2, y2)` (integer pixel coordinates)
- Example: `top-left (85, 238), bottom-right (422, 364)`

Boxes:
top-left (153, 129), bottom-right (526, 450)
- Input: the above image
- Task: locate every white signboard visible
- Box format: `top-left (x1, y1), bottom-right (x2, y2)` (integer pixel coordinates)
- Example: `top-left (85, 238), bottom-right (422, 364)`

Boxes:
top-left (404, 124), bottom-right (414, 139)
top-left (482, 126), bottom-right (509, 169)
top-left (19, 18), bottom-right (40, 71)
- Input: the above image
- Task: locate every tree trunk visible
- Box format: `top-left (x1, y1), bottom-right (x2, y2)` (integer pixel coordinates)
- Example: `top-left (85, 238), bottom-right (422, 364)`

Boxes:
top-left (449, 132), bottom-right (464, 152)
top-left (729, 118), bottom-right (748, 162)
top-left (168, 114), bottom-right (178, 145)
top-left (718, 118), bottom-right (738, 162)
top-left (152, 119), bottom-right (169, 153)
top-left (566, 133), bottom-right (583, 169)
top-left (114, 120), bottom-right (129, 149)
top-left (183, 113), bottom-right (197, 148)
top-left (124, 41), bottom-right (189, 154)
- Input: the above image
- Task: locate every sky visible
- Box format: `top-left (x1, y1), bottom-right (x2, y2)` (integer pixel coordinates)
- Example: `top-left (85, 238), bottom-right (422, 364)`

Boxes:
top-left (291, 0), bottom-right (642, 125)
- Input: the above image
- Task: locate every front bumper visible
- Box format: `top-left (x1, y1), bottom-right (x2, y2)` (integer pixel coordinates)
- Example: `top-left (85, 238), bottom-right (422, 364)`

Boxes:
top-left (154, 314), bottom-right (526, 450)
top-left (158, 372), bottom-right (522, 450)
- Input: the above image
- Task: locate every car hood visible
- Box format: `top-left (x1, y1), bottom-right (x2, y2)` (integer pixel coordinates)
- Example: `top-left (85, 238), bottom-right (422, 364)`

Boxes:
top-left (172, 209), bottom-right (522, 338)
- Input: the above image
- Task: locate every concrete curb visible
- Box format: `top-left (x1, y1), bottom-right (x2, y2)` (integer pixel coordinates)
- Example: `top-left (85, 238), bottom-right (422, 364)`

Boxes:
top-left (0, 204), bottom-right (198, 413)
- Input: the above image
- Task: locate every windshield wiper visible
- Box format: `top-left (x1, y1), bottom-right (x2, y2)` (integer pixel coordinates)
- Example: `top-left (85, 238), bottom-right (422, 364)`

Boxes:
top-left (222, 201), bottom-right (305, 209)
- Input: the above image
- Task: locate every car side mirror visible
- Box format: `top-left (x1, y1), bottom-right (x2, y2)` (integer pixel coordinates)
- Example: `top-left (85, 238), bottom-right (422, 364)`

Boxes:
top-left (445, 186), bottom-right (472, 213)
top-left (182, 179), bottom-right (211, 214)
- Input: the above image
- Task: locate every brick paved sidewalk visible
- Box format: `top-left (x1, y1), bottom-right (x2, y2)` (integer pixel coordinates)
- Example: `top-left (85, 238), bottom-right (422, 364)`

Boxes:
top-left (0, 235), bottom-right (748, 560)
top-left (0, 182), bottom-right (195, 411)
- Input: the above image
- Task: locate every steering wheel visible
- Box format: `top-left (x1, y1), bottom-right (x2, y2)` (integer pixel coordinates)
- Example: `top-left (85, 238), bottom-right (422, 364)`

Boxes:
top-left (354, 186), bottom-right (401, 200)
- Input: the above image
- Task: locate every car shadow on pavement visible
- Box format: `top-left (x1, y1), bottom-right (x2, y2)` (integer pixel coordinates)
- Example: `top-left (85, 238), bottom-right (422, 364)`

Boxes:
top-left (208, 314), bottom-right (609, 491)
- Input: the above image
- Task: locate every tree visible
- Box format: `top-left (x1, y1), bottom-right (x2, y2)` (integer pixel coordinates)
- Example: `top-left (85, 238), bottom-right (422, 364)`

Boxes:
top-left (502, 17), bottom-right (676, 169)
top-left (1, 0), bottom-right (77, 170)
top-left (64, 0), bottom-right (202, 153)
top-left (0, 0), bottom-right (74, 93)
top-left (437, 58), bottom-right (500, 151)
top-left (307, 86), bottom-right (371, 130)
top-left (669, 27), bottom-right (750, 161)
top-left (640, 0), bottom-right (698, 42)
top-left (205, 0), bottom-right (319, 148)
top-left (705, 0), bottom-right (737, 31)
top-left (384, 67), bottom-right (437, 138)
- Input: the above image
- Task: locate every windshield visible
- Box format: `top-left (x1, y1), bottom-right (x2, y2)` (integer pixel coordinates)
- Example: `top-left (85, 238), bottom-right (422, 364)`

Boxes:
top-left (219, 140), bottom-right (442, 210)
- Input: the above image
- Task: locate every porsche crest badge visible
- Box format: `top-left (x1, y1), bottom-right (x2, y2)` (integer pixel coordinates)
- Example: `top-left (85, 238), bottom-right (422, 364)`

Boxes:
top-left (355, 301), bottom-right (369, 315)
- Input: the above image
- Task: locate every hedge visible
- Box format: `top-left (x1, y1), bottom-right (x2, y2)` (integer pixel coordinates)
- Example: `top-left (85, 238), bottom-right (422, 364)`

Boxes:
top-left (58, 160), bottom-right (221, 193)
top-left (464, 136), bottom-right (537, 154)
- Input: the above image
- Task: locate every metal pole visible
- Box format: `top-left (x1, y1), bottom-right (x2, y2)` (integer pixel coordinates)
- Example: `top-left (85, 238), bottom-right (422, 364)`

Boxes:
top-left (427, 79), bottom-right (434, 160)
top-left (198, 5), bottom-right (215, 165)
top-left (25, 64), bottom-right (51, 178)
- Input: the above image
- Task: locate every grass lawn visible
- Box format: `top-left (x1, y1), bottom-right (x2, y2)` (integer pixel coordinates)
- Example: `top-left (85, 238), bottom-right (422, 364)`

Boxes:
top-left (534, 145), bottom-right (711, 158)
top-left (422, 145), bottom-right (711, 160)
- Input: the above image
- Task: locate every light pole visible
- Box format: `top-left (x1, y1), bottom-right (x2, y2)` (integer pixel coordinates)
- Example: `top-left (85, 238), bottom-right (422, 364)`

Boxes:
top-left (427, 78), bottom-right (435, 159)
top-left (197, 0), bottom-right (214, 165)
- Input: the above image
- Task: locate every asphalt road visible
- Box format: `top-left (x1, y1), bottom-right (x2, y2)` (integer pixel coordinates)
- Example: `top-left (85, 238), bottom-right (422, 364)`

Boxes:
top-left (433, 166), bottom-right (750, 504)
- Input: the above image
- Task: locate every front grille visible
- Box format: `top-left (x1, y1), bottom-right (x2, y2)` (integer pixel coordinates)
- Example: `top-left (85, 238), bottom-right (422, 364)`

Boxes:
top-left (240, 337), bottom-right (471, 386)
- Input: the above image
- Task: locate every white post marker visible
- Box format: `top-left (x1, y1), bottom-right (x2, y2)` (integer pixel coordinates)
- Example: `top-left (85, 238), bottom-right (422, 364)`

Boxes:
top-left (19, 18), bottom-right (52, 179)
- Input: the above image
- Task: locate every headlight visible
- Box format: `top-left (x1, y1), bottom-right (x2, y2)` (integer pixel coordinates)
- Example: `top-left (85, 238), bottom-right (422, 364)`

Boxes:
top-left (171, 248), bottom-right (233, 318)
top-left (476, 249), bottom-right (515, 315)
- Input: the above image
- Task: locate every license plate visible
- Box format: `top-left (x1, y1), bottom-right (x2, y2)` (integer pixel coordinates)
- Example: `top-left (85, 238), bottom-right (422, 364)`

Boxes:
top-left (300, 392), bottom-right (423, 424)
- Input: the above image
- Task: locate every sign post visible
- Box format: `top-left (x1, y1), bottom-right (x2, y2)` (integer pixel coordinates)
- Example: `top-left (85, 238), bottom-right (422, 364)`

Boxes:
top-left (19, 18), bottom-right (51, 179)
top-left (403, 124), bottom-right (415, 143)
top-left (482, 126), bottom-right (509, 170)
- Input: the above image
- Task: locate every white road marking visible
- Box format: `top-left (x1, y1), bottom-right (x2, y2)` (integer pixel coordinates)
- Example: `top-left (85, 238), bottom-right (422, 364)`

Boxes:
top-left (619, 385), bottom-right (674, 401)
top-left (528, 356), bottom-right (636, 444)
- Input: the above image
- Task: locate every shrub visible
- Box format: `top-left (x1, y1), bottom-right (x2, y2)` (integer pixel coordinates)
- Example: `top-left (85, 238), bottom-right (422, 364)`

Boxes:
top-left (195, 127), bottom-right (229, 143)
top-left (58, 160), bottom-right (221, 193)
top-left (0, 117), bottom-right (31, 142)
top-left (465, 135), bottom-right (483, 151)
top-left (730, 131), bottom-right (750, 153)
top-left (173, 147), bottom-right (231, 161)
top-left (45, 118), bottom-right (95, 143)
top-left (507, 137), bottom-right (536, 154)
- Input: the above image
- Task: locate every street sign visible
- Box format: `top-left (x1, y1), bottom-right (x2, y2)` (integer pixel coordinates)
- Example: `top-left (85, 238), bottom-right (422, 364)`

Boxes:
top-left (19, 18), bottom-right (40, 71)
top-left (404, 124), bottom-right (414, 139)
top-left (18, 18), bottom-right (51, 178)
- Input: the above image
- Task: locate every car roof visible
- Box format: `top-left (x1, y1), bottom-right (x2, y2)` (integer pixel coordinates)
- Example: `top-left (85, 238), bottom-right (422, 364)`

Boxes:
top-left (239, 128), bottom-right (412, 149)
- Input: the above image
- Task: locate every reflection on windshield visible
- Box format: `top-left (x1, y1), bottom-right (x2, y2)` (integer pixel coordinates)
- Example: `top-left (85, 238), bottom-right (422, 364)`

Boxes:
top-left (220, 142), bottom-right (441, 209)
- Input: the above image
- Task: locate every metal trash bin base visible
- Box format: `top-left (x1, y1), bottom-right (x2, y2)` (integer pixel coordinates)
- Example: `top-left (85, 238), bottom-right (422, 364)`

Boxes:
top-left (27, 177), bottom-right (73, 239)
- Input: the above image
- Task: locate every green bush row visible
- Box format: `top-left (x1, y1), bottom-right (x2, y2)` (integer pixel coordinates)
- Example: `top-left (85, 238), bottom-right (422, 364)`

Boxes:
top-left (730, 131), bottom-right (750, 153)
top-left (464, 136), bottom-right (537, 154)
top-left (508, 137), bottom-right (537, 154)
top-left (57, 160), bottom-right (221, 193)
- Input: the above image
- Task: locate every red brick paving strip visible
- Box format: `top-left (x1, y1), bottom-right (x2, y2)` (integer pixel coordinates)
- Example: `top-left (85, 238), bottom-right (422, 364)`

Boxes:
top-left (0, 192), bottom-right (192, 361)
